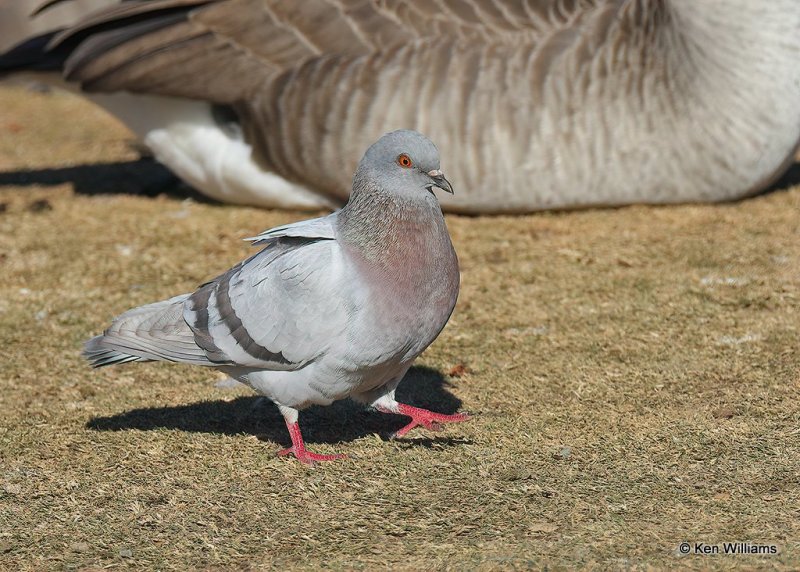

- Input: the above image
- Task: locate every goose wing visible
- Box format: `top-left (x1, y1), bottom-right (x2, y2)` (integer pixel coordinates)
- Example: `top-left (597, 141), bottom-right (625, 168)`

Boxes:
top-left (42, 0), bottom-right (612, 101)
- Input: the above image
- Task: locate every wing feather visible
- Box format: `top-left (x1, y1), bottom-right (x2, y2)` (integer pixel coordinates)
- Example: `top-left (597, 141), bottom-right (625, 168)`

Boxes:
top-left (184, 225), bottom-right (346, 370)
top-left (243, 212), bottom-right (338, 245)
top-left (38, 0), bottom-right (609, 99)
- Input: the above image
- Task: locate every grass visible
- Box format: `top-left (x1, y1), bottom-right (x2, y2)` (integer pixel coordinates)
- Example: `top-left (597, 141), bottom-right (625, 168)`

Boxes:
top-left (0, 83), bottom-right (798, 570)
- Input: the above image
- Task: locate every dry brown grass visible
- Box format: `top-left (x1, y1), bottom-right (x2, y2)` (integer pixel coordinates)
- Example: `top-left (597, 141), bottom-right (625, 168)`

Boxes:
top-left (1, 83), bottom-right (798, 570)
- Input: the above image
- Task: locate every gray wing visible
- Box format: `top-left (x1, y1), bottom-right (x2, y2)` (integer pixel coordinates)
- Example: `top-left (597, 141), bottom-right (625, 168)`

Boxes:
top-left (184, 232), bottom-right (347, 370)
top-left (84, 212), bottom-right (345, 369)
top-left (243, 211), bottom-right (338, 245)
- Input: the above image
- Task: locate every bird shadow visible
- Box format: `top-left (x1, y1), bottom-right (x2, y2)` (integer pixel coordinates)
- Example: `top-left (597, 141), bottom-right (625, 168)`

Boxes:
top-left (0, 158), bottom-right (214, 202)
top-left (86, 366), bottom-right (471, 450)
top-left (765, 160), bottom-right (800, 195)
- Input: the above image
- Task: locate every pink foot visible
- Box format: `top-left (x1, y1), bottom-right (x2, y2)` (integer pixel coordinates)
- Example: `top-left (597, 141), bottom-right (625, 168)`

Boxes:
top-left (377, 403), bottom-right (470, 438)
top-left (277, 447), bottom-right (346, 464)
top-left (277, 420), bottom-right (347, 465)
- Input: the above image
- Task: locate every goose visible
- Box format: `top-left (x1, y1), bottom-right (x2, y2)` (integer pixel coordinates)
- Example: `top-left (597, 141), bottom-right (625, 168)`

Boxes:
top-left (2, 0), bottom-right (799, 214)
top-left (0, 0), bottom-right (114, 52)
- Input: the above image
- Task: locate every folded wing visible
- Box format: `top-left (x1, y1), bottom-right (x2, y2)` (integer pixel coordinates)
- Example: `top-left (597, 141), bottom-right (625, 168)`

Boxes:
top-left (41, 0), bottom-right (605, 100)
top-left (184, 230), bottom-right (345, 370)
top-left (85, 214), bottom-right (344, 369)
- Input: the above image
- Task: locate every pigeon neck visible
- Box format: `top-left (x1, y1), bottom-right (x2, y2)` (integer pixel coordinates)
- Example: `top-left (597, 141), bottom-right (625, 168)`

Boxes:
top-left (337, 181), bottom-right (446, 260)
top-left (336, 180), bottom-right (459, 326)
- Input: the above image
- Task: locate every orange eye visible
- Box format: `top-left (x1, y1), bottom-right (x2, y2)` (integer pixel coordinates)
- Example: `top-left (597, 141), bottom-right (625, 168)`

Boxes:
top-left (397, 154), bottom-right (413, 168)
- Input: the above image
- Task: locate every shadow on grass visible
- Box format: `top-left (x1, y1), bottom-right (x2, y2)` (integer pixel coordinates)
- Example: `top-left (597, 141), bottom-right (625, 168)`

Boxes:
top-left (764, 160), bottom-right (800, 195)
top-left (0, 158), bottom-right (213, 202)
top-left (86, 366), bottom-right (470, 449)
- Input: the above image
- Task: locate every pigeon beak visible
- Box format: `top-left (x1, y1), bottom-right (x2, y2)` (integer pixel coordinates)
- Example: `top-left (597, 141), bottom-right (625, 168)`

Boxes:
top-left (426, 169), bottom-right (454, 194)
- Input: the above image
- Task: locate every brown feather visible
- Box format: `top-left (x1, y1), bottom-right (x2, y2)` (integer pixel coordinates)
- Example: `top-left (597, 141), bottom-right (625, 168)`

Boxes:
top-left (48, 0), bottom-right (589, 99)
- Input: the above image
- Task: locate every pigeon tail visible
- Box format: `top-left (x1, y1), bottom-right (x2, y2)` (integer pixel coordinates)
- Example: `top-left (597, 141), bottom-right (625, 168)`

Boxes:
top-left (82, 293), bottom-right (215, 368)
top-left (83, 335), bottom-right (147, 368)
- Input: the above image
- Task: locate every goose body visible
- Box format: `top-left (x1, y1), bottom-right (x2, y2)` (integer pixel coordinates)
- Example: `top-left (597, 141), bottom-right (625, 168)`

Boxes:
top-left (3, 0), bottom-right (800, 213)
top-left (0, 0), bottom-right (114, 52)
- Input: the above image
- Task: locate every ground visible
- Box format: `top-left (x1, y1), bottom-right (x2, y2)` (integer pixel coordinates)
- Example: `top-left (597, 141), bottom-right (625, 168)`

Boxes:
top-left (0, 83), bottom-right (798, 571)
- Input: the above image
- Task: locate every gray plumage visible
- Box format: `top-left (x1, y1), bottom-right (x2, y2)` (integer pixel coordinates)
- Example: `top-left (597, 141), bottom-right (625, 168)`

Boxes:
top-left (84, 130), bottom-right (467, 462)
top-left (3, 1), bottom-right (800, 213)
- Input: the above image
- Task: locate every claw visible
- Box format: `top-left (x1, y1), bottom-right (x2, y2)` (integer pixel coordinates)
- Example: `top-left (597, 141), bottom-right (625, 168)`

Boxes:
top-left (278, 419), bottom-right (346, 464)
top-left (380, 403), bottom-right (471, 438)
top-left (277, 446), bottom-right (347, 465)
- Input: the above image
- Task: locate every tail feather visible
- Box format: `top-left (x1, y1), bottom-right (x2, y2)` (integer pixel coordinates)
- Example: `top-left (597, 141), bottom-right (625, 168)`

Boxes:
top-left (83, 294), bottom-right (216, 368)
top-left (0, 30), bottom-right (66, 74)
top-left (83, 335), bottom-right (147, 368)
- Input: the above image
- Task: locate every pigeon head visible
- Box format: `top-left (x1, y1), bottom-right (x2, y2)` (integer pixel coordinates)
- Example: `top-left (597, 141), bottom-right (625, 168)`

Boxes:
top-left (353, 130), bottom-right (453, 199)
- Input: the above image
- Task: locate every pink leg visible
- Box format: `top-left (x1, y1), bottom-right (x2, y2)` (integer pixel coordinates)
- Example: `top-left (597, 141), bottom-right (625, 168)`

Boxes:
top-left (277, 419), bottom-right (347, 464)
top-left (376, 403), bottom-right (470, 438)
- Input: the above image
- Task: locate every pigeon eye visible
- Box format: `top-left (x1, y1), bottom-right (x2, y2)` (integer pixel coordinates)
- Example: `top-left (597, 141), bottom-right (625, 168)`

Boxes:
top-left (397, 154), bottom-right (413, 168)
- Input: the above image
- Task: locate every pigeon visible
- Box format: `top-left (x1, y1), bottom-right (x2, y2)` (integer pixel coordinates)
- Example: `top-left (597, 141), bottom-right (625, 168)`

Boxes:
top-left (83, 130), bottom-right (469, 463)
top-left (3, 1), bottom-right (800, 212)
